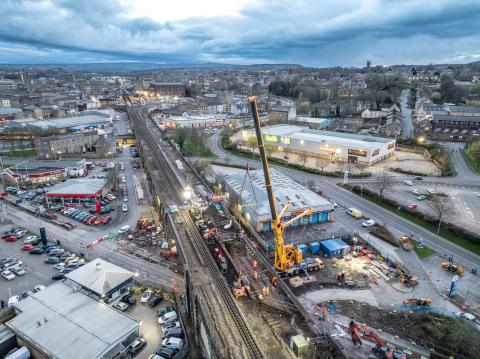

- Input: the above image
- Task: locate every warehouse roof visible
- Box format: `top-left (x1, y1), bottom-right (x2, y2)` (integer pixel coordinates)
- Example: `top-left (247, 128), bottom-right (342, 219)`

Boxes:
top-left (65, 258), bottom-right (134, 297)
top-left (47, 178), bottom-right (105, 198)
top-left (6, 282), bottom-right (139, 359)
top-left (5, 114), bottom-right (111, 131)
top-left (214, 166), bottom-right (333, 217)
top-left (258, 125), bottom-right (394, 147)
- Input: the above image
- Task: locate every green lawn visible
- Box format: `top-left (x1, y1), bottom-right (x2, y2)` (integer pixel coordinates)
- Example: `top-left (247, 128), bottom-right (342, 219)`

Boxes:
top-left (464, 148), bottom-right (480, 174)
top-left (1, 149), bottom-right (37, 157)
top-left (412, 240), bottom-right (435, 259)
top-left (339, 184), bottom-right (480, 256)
top-left (182, 136), bottom-right (215, 157)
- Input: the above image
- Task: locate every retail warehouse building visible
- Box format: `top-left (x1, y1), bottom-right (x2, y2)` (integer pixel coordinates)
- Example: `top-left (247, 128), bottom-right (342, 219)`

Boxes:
top-left (238, 125), bottom-right (396, 165)
top-left (214, 166), bottom-right (334, 232)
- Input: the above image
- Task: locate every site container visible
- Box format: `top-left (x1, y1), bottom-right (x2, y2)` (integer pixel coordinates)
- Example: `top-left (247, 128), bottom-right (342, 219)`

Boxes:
top-left (290, 334), bottom-right (308, 356)
top-left (297, 244), bottom-right (307, 256)
top-left (310, 242), bottom-right (320, 254)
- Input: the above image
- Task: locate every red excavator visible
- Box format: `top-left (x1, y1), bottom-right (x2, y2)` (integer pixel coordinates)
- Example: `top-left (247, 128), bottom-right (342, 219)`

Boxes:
top-left (348, 321), bottom-right (407, 359)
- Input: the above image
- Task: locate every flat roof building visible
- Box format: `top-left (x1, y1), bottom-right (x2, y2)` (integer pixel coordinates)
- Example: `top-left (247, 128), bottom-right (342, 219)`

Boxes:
top-left (6, 278), bottom-right (140, 359)
top-left (214, 166), bottom-right (334, 232)
top-left (46, 178), bottom-right (106, 201)
top-left (238, 124), bottom-right (396, 165)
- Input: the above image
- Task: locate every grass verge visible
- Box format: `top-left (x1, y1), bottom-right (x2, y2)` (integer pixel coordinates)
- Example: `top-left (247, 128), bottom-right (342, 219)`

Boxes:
top-left (339, 184), bottom-right (480, 256)
top-left (412, 240), bottom-right (435, 259)
top-left (1, 149), bottom-right (37, 157)
top-left (463, 148), bottom-right (480, 174)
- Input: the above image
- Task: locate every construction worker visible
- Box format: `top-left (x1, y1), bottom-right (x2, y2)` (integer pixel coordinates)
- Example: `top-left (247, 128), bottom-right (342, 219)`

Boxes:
top-left (348, 320), bottom-right (362, 346)
top-left (321, 306), bottom-right (328, 321)
top-left (271, 276), bottom-right (278, 286)
top-left (252, 260), bottom-right (257, 269)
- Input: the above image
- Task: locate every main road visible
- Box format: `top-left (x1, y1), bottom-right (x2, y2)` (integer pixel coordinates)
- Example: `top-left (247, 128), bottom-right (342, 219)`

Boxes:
top-left (208, 132), bottom-right (480, 269)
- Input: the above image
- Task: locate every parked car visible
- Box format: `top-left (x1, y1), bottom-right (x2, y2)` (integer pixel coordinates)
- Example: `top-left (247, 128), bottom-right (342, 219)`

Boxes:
top-left (128, 337), bottom-right (146, 354)
top-left (141, 290), bottom-right (153, 303)
top-left (417, 195), bottom-right (428, 201)
top-left (161, 338), bottom-right (183, 351)
top-left (54, 263), bottom-right (66, 270)
top-left (102, 216), bottom-right (112, 224)
top-left (11, 266), bottom-right (26, 276)
top-left (119, 225), bottom-right (131, 234)
top-left (426, 188), bottom-right (435, 194)
top-left (414, 176), bottom-right (423, 180)
top-left (29, 247), bottom-right (44, 255)
top-left (7, 295), bottom-right (20, 307)
top-left (45, 257), bottom-right (60, 264)
top-left (404, 180), bottom-right (413, 186)
top-left (24, 235), bottom-right (39, 244)
top-left (94, 218), bottom-right (103, 225)
top-left (114, 302), bottom-right (129, 312)
top-left (408, 203), bottom-right (418, 209)
top-left (162, 328), bottom-right (183, 339)
top-left (122, 294), bottom-right (137, 305)
top-left (122, 203), bottom-right (128, 212)
top-left (148, 295), bottom-right (163, 307)
top-left (20, 244), bottom-right (34, 251)
top-left (411, 189), bottom-right (420, 195)
top-left (158, 311), bottom-right (178, 325)
top-left (22, 290), bottom-right (34, 298)
top-left (155, 347), bottom-right (175, 358)
top-left (162, 321), bottom-right (180, 330)
top-left (1, 270), bottom-right (15, 280)
top-left (33, 285), bottom-right (46, 292)
top-left (52, 272), bottom-right (66, 280)
top-left (157, 306), bottom-right (176, 317)
top-left (5, 236), bottom-right (19, 242)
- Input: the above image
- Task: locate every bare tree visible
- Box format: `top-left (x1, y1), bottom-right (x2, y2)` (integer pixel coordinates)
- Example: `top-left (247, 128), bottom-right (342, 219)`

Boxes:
top-left (315, 158), bottom-right (329, 173)
top-left (372, 170), bottom-right (393, 198)
top-left (246, 136), bottom-right (258, 158)
top-left (298, 151), bottom-right (309, 167)
top-left (264, 143), bottom-right (276, 159)
top-left (428, 194), bottom-right (455, 234)
top-left (357, 162), bottom-right (368, 178)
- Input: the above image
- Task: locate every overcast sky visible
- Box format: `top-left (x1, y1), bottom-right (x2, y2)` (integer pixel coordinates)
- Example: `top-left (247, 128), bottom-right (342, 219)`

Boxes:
top-left (1, 0), bottom-right (479, 66)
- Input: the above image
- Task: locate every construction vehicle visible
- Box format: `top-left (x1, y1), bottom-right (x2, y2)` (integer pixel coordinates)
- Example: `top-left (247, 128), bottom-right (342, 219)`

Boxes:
top-left (401, 272), bottom-right (418, 287)
top-left (249, 97), bottom-right (321, 275)
top-left (403, 297), bottom-right (432, 306)
top-left (399, 235), bottom-right (412, 251)
top-left (232, 275), bottom-right (251, 298)
top-left (441, 262), bottom-right (464, 276)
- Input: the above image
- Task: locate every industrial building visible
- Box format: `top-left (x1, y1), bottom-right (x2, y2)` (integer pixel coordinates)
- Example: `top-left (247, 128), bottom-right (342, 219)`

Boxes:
top-left (215, 166), bottom-right (334, 232)
top-left (5, 260), bottom-right (140, 359)
top-left (238, 124), bottom-right (396, 165)
top-left (149, 82), bottom-right (185, 97)
top-left (158, 113), bottom-right (225, 129)
top-left (46, 178), bottom-right (107, 203)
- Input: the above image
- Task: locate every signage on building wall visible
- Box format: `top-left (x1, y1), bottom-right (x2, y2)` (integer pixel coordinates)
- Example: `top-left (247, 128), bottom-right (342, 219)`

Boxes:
top-left (347, 149), bottom-right (367, 157)
top-left (265, 135), bottom-right (279, 142)
top-left (372, 149), bottom-right (380, 156)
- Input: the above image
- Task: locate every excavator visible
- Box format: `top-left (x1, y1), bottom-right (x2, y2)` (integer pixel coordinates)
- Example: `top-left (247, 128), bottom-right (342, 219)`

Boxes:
top-left (249, 97), bottom-right (323, 275)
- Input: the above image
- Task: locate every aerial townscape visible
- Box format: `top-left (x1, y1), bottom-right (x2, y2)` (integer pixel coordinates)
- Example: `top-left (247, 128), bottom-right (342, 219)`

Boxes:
top-left (1, 1), bottom-right (480, 359)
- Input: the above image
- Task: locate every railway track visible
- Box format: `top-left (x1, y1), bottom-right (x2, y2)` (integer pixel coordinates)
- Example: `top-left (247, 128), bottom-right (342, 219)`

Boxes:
top-left (129, 106), bottom-right (265, 359)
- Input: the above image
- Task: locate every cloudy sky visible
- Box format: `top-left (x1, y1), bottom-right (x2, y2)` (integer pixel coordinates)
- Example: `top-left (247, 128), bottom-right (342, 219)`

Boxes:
top-left (1, 0), bottom-right (480, 66)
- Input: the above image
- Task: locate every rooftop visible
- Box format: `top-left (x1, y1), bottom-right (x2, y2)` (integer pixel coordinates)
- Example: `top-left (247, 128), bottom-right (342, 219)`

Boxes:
top-left (5, 114), bottom-right (111, 131)
top-left (65, 258), bottom-right (134, 297)
top-left (47, 178), bottom-right (106, 197)
top-left (6, 281), bottom-right (139, 359)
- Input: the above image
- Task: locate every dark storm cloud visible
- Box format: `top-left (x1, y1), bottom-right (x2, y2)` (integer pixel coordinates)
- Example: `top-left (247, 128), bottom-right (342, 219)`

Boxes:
top-left (0, 0), bottom-right (479, 65)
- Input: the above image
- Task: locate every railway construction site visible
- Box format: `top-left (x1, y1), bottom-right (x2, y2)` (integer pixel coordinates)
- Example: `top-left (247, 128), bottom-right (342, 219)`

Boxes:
top-left (125, 95), bottom-right (480, 359)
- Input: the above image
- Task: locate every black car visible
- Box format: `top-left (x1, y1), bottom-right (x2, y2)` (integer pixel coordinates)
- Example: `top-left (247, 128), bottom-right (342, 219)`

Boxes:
top-left (122, 294), bottom-right (137, 305)
top-left (148, 294), bottom-right (163, 307)
top-left (155, 347), bottom-right (175, 358)
top-left (52, 272), bottom-right (66, 280)
top-left (29, 248), bottom-right (44, 255)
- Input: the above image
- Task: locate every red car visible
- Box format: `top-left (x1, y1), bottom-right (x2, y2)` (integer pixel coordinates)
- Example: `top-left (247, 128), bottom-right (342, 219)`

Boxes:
top-left (408, 203), bottom-right (418, 209)
top-left (5, 236), bottom-right (18, 242)
top-left (21, 244), bottom-right (34, 251)
top-left (101, 216), bottom-right (112, 224)
top-left (2, 233), bottom-right (16, 239)
top-left (87, 216), bottom-right (97, 225)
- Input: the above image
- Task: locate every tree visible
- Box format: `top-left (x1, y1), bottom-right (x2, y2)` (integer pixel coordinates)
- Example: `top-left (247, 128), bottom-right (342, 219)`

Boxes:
top-left (298, 151), bottom-right (308, 167)
top-left (298, 101), bottom-right (311, 114)
top-left (372, 170), bottom-right (393, 198)
top-left (356, 162), bottom-right (368, 178)
top-left (193, 160), bottom-right (210, 173)
top-left (428, 193), bottom-right (455, 234)
top-left (439, 76), bottom-right (465, 104)
top-left (246, 136), bottom-right (258, 158)
top-left (315, 158), bottom-right (329, 173)
top-left (264, 143), bottom-right (276, 159)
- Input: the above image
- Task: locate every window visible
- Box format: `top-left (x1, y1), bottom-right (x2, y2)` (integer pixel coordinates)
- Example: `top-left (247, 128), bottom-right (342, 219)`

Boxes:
top-left (282, 137), bottom-right (291, 144)
top-left (265, 135), bottom-right (279, 142)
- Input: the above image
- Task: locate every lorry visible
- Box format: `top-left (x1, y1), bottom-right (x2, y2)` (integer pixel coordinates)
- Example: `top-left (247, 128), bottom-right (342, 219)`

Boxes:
top-left (399, 235), bottom-right (413, 251)
top-left (284, 257), bottom-right (324, 276)
top-left (441, 262), bottom-right (465, 276)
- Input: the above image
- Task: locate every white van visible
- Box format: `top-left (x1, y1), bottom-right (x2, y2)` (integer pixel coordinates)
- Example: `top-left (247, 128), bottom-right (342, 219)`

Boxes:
top-left (346, 207), bottom-right (362, 219)
top-left (162, 337), bottom-right (184, 351)
top-left (158, 311), bottom-right (178, 325)
top-left (5, 346), bottom-right (30, 359)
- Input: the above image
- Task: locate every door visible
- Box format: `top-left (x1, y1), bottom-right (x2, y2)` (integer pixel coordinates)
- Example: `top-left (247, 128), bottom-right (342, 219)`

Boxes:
top-left (320, 212), bottom-right (329, 222)
top-left (311, 213), bottom-right (319, 224)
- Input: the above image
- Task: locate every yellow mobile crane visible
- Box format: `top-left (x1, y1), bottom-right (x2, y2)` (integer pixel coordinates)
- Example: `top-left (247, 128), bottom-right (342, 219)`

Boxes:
top-left (249, 97), bottom-right (321, 274)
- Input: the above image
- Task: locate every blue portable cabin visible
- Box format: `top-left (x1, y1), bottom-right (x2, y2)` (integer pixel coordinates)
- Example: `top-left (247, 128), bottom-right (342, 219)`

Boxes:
top-left (310, 242), bottom-right (320, 254)
top-left (319, 239), bottom-right (350, 257)
top-left (297, 244), bottom-right (307, 256)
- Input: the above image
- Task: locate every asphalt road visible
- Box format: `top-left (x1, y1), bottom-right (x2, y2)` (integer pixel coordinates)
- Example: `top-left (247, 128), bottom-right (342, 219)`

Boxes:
top-left (207, 132), bottom-right (480, 269)
top-left (399, 89), bottom-right (413, 140)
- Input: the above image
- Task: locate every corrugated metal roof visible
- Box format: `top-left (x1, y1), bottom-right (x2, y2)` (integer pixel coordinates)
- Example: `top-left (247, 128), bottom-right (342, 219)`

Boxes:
top-left (47, 179), bottom-right (106, 196)
top-left (6, 282), bottom-right (139, 359)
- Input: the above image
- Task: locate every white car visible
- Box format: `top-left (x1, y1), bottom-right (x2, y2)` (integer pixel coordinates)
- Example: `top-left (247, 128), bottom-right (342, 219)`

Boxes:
top-left (54, 263), bottom-right (66, 270)
top-left (361, 220), bottom-right (376, 227)
top-left (33, 285), bottom-right (46, 293)
top-left (1, 270), bottom-right (15, 280)
top-left (122, 203), bottom-right (128, 212)
top-left (24, 235), bottom-right (38, 244)
top-left (404, 180), bottom-right (413, 186)
top-left (120, 164), bottom-right (125, 170)
top-left (121, 176), bottom-right (127, 183)
top-left (411, 189), bottom-right (420, 195)
top-left (141, 290), bottom-right (153, 303)
top-left (426, 188), bottom-right (435, 194)
top-left (11, 266), bottom-right (26, 276)
top-left (123, 196), bottom-right (128, 202)
top-left (14, 229), bottom-right (27, 238)
top-left (114, 302), bottom-right (129, 312)
top-left (455, 312), bottom-right (476, 322)
top-left (7, 295), bottom-right (20, 308)
top-left (119, 225), bottom-right (131, 233)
